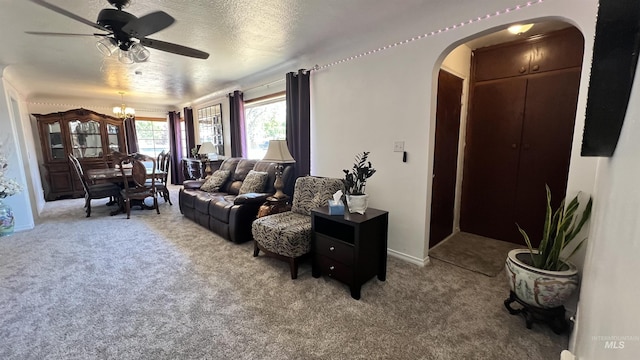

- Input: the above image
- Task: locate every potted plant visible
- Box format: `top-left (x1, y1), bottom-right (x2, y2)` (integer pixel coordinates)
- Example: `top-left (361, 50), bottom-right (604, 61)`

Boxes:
top-left (505, 185), bottom-right (593, 309)
top-left (342, 151), bottom-right (376, 214)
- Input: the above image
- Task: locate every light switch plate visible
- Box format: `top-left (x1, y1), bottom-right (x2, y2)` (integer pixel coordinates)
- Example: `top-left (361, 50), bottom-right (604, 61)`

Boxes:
top-left (394, 141), bottom-right (404, 152)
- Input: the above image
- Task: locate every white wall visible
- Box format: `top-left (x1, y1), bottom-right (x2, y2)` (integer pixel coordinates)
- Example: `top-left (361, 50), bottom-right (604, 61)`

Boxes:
top-left (1, 72), bottom-right (34, 231)
top-left (3, 78), bottom-right (45, 220)
top-left (572, 59), bottom-right (640, 360)
top-left (311, 0), bottom-right (600, 265)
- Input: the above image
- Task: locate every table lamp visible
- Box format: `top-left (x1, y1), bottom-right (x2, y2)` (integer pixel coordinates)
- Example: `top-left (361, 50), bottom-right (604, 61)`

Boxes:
top-left (262, 140), bottom-right (295, 200)
top-left (197, 141), bottom-right (217, 177)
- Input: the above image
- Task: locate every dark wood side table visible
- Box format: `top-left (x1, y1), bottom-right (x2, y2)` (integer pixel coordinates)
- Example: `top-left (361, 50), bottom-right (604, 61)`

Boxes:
top-left (311, 206), bottom-right (389, 300)
top-left (182, 158), bottom-right (223, 180)
top-left (257, 196), bottom-right (292, 218)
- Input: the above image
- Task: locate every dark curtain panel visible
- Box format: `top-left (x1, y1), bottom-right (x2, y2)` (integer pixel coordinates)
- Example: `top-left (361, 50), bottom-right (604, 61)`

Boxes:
top-left (229, 90), bottom-right (247, 157)
top-left (124, 117), bottom-right (138, 154)
top-left (286, 69), bottom-right (311, 178)
top-left (168, 111), bottom-right (184, 184)
top-left (183, 107), bottom-right (197, 157)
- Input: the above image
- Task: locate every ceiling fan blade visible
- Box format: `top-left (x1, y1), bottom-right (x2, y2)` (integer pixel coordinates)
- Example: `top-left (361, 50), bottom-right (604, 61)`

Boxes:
top-left (141, 38), bottom-right (209, 59)
top-left (29, 0), bottom-right (108, 32)
top-left (25, 31), bottom-right (107, 37)
top-left (122, 11), bottom-right (175, 38)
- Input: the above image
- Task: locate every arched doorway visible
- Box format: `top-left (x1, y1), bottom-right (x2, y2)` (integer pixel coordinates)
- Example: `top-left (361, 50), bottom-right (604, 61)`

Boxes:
top-left (429, 21), bottom-right (585, 250)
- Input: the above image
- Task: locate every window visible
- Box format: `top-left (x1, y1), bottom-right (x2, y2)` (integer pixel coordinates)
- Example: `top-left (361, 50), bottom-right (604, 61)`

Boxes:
top-left (180, 118), bottom-right (188, 158)
top-left (197, 104), bottom-right (223, 155)
top-left (244, 94), bottom-right (286, 159)
top-left (135, 118), bottom-right (169, 158)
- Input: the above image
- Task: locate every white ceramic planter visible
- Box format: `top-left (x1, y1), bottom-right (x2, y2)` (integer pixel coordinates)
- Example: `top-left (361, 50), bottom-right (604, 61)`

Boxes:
top-left (505, 249), bottom-right (579, 309)
top-left (346, 194), bottom-right (369, 214)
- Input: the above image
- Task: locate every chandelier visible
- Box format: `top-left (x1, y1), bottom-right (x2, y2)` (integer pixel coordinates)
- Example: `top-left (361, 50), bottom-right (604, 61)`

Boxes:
top-left (113, 92), bottom-right (135, 119)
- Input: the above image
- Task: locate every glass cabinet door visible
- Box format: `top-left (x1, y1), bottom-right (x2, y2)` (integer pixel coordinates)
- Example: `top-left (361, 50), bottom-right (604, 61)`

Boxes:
top-left (106, 123), bottom-right (123, 152)
top-left (46, 121), bottom-right (65, 160)
top-left (69, 120), bottom-right (103, 158)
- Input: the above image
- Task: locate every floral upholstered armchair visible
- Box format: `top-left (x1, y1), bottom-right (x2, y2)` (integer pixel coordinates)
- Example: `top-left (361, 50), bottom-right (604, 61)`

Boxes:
top-left (252, 176), bottom-right (344, 279)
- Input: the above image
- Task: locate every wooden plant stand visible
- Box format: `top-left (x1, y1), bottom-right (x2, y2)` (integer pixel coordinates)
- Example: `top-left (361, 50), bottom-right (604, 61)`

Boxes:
top-left (504, 291), bottom-right (569, 334)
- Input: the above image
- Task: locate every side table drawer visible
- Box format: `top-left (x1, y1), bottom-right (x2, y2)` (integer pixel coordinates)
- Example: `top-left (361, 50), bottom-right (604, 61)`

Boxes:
top-left (314, 234), bottom-right (354, 265)
top-left (316, 255), bottom-right (352, 285)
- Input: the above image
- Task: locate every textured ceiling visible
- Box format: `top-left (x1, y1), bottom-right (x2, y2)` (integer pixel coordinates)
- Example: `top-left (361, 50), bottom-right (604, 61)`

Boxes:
top-left (1, 0), bottom-right (569, 109)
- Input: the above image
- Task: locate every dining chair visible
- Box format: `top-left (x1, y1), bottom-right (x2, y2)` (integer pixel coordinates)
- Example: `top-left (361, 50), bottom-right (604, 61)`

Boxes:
top-left (153, 151), bottom-right (172, 205)
top-left (118, 153), bottom-right (160, 219)
top-left (68, 154), bottom-right (122, 218)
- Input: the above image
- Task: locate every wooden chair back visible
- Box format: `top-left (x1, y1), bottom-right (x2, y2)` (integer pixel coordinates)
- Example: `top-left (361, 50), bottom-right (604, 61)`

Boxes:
top-left (68, 154), bottom-right (89, 193)
top-left (119, 154), bottom-right (156, 190)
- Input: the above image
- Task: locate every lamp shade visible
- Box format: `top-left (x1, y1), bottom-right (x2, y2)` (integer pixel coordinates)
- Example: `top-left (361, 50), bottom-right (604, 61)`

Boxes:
top-left (262, 140), bottom-right (295, 163)
top-left (198, 142), bottom-right (217, 155)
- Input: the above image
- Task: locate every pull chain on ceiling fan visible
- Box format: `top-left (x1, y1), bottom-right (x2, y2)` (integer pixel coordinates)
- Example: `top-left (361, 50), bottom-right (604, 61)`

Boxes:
top-left (25, 0), bottom-right (209, 63)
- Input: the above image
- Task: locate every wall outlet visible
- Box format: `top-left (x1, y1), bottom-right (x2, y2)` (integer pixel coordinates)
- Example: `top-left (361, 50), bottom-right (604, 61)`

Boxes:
top-left (394, 141), bottom-right (404, 152)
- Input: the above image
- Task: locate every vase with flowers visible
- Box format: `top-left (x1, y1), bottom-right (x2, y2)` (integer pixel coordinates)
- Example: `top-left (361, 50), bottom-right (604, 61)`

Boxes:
top-left (342, 151), bottom-right (376, 214)
top-left (0, 150), bottom-right (23, 236)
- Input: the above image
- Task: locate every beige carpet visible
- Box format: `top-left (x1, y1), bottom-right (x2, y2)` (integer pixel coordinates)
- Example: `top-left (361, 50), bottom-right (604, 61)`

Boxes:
top-left (429, 232), bottom-right (525, 277)
top-left (0, 186), bottom-right (566, 359)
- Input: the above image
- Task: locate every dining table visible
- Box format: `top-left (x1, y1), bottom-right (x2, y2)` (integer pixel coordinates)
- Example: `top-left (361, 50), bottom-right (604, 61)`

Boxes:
top-left (85, 167), bottom-right (165, 183)
top-left (85, 167), bottom-right (166, 215)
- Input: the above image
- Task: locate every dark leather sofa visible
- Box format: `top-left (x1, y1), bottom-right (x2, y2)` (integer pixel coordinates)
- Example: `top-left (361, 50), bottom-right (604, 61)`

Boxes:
top-left (178, 157), bottom-right (294, 243)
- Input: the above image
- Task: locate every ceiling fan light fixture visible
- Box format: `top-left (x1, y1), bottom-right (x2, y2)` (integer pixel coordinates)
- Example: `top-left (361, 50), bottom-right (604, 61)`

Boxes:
top-left (118, 49), bottom-right (134, 64)
top-left (130, 43), bottom-right (150, 62)
top-left (508, 23), bottom-right (534, 35)
top-left (96, 37), bottom-right (118, 56)
top-left (28, 0), bottom-right (210, 61)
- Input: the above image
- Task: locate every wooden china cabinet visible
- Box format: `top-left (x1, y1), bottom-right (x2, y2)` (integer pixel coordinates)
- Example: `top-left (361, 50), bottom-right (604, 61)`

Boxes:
top-left (35, 108), bottom-right (126, 200)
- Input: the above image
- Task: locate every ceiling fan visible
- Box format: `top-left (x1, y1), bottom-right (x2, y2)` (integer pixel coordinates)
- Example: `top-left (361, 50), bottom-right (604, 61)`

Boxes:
top-left (25, 0), bottom-right (209, 63)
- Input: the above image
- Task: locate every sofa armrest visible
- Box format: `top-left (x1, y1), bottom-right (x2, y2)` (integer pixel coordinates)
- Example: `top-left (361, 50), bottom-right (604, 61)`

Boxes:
top-left (183, 179), bottom-right (205, 190)
top-left (234, 192), bottom-right (271, 205)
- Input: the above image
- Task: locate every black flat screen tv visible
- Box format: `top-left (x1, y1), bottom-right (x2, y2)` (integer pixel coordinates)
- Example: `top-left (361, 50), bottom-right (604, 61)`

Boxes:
top-left (581, 0), bottom-right (640, 156)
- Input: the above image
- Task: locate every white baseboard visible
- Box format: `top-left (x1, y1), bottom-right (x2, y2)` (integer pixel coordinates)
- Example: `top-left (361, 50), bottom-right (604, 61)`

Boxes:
top-left (387, 248), bottom-right (430, 267)
top-left (560, 350), bottom-right (576, 360)
top-left (13, 223), bottom-right (34, 232)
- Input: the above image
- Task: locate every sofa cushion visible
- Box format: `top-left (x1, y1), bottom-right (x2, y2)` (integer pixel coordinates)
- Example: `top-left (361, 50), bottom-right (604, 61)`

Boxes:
top-left (233, 159), bottom-right (258, 181)
top-left (218, 158), bottom-right (242, 193)
top-left (200, 169), bottom-right (231, 192)
top-left (194, 192), bottom-right (219, 214)
top-left (223, 159), bottom-right (258, 195)
top-left (239, 170), bottom-right (268, 194)
top-left (208, 195), bottom-right (235, 223)
top-left (252, 212), bottom-right (312, 258)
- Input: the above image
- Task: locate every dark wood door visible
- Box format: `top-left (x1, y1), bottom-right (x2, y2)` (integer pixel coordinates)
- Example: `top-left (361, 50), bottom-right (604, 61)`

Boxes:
top-left (460, 78), bottom-right (527, 242)
top-left (460, 28), bottom-right (583, 246)
top-left (514, 69), bottom-right (581, 246)
top-left (429, 70), bottom-right (464, 248)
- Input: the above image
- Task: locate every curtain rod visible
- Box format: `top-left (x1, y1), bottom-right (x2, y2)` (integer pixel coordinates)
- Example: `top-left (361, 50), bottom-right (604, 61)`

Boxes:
top-left (232, 66), bottom-right (319, 96)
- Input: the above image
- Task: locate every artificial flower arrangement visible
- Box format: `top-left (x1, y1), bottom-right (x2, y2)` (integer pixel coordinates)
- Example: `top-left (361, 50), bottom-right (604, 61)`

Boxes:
top-left (0, 151), bottom-right (23, 198)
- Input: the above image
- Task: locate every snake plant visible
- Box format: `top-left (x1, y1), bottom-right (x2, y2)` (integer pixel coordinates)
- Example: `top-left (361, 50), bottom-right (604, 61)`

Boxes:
top-left (517, 185), bottom-right (593, 271)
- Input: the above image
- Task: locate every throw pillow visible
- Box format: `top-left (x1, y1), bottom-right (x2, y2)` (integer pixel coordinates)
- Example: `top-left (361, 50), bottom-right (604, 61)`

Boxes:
top-left (200, 170), bottom-right (231, 192)
top-left (239, 170), bottom-right (269, 194)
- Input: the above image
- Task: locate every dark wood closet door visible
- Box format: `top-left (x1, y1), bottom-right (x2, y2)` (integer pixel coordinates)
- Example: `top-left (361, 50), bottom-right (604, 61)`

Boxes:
top-left (513, 69), bottom-right (582, 246)
top-left (460, 78), bottom-right (527, 242)
top-left (429, 70), bottom-right (463, 248)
